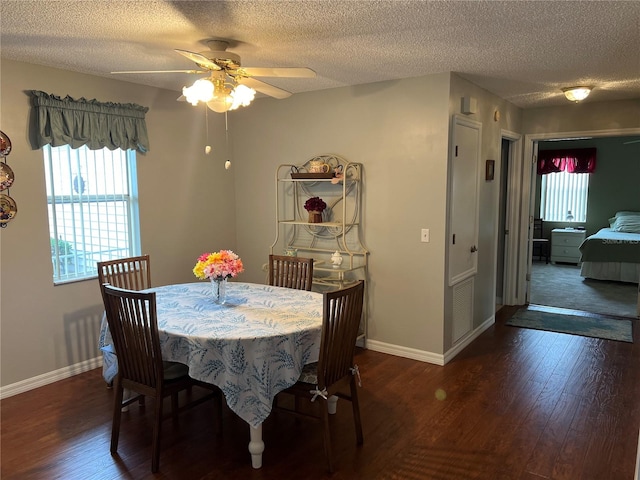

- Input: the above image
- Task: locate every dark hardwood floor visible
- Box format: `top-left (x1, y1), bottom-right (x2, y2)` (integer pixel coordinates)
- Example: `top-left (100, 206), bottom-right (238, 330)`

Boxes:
top-left (2, 306), bottom-right (639, 479)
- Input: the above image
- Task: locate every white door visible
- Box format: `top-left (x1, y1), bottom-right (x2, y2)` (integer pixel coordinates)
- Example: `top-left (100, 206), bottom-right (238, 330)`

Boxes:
top-left (448, 116), bottom-right (481, 286)
top-left (448, 116), bottom-right (482, 343)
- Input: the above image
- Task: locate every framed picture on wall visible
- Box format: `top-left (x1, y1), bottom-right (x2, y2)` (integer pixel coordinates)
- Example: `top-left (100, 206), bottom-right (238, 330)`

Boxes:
top-left (485, 159), bottom-right (495, 181)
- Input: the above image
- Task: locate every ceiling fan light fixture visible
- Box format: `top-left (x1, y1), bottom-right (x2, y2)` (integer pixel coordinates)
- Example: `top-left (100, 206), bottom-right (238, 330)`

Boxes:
top-left (562, 86), bottom-right (591, 102)
top-left (230, 84), bottom-right (256, 110)
top-left (206, 78), bottom-right (234, 112)
top-left (183, 78), bottom-right (214, 105)
top-left (205, 82), bottom-right (257, 113)
top-left (207, 96), bottom-right (233, 113)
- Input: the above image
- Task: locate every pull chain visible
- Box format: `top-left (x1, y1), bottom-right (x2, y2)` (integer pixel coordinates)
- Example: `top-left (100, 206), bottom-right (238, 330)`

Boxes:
top-left (224, 111), bottom-right (231, 170)
top-left (204, 105), bottom-right (211, 155)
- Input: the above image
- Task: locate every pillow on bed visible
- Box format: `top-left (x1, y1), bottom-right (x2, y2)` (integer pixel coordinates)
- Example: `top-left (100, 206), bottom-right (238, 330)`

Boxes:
top-left (610, 215), bottom-right (640, 233)
top-left (614, 211), bottom-right (640, 217)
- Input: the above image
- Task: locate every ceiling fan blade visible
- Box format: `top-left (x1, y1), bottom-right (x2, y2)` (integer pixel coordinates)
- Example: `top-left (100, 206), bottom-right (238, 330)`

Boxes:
top-left (111, 69), bottom-right (207, 74)
top-left (238, 77), bottom-right (292, 99)
top-left (175, 49), bottom-right (221, 71)
top-left (240, 67), bottom-right (316, 78)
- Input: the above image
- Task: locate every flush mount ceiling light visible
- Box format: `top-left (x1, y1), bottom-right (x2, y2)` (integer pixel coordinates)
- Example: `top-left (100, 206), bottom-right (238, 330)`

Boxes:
top-left (562, 86), bottom-right (592, 102)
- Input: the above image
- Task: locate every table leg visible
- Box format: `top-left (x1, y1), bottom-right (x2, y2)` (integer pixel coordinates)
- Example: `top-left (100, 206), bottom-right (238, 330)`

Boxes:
top-left (249, 424), bottom-right (264, 469)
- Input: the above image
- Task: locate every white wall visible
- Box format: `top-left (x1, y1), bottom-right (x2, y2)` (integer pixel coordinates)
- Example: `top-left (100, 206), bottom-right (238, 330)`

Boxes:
top-left (0, 59), bottom-right (235, 389)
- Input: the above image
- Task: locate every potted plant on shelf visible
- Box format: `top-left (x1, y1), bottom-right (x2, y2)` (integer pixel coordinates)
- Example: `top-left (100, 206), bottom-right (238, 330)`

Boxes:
top-left (304, 196), bottom-right (327, 223)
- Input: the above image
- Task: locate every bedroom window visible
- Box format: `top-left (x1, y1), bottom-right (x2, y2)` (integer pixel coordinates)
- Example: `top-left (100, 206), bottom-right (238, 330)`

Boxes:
top-left (539, 170), bottom-right (589, 222)
top-left (44, 144), bottom-right (141, 284)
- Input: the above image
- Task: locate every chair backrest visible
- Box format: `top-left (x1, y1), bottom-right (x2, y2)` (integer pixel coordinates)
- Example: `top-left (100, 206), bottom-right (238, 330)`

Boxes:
top-left (533, 218), bottom-right (544, 239)
top-left (268, 254), bottom-right (314, 291)
top-left (97, 255), bottom-right (151, 292)
top-left (317, 280), bottom-right (365, 389)
top-left (102, 284), bottom-right (163, 394)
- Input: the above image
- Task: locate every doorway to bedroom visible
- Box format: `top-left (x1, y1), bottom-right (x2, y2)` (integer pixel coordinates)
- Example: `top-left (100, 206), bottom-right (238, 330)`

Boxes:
top-left (527, 135), bottom-right (640, 319)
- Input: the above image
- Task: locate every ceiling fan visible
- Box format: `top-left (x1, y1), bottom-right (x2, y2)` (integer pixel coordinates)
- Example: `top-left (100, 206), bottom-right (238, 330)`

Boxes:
top-left (111, 39), bottom-right (316, 110)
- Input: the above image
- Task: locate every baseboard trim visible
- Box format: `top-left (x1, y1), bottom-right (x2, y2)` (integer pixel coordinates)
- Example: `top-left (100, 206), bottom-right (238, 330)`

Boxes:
top-left (444, 315), bottom-right (495, 364)
top-left (365, 315), bottom-right (495, 366)
top-left (0, 356), bottom-right (103, 400)
top-left (366, 340), bottom-right (445, 366)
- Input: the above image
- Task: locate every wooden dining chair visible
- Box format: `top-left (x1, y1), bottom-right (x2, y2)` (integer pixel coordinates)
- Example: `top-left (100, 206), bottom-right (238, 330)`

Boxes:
top-left (97, 254), bottom-right (151, 295)
top-left (97, 255), bottom-right (152, 389)
top-left (102, 284), bottom-right (222, 473)
top-left (268, 254), bottom-right (314, 291)
top-left (276, 280), bottom-right (365, 472)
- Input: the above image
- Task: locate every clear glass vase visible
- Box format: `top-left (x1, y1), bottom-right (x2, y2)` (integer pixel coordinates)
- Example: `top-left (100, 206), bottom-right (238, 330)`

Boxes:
top-left (210, 277), bottom-right (227, 304)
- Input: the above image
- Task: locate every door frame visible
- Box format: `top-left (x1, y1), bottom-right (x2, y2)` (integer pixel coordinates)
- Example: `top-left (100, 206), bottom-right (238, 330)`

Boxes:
top-left (511, 127), bottom-right (640, 306)
top-left (499, 130), bottom-right (522, 305)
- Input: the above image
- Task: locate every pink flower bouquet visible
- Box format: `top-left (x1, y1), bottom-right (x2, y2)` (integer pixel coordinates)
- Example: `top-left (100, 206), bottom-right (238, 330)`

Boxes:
top-left (193, 250), bottom-right (244, 281)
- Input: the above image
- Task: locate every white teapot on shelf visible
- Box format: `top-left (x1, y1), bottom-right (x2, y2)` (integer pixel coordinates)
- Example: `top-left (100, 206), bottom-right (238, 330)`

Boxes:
top-left (330, 251), bottom-right (343, 268)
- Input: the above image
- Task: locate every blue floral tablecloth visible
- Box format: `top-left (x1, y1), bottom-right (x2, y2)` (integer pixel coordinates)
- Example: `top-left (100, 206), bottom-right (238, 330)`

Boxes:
top-left (99, 282), bottom-right (323, 428)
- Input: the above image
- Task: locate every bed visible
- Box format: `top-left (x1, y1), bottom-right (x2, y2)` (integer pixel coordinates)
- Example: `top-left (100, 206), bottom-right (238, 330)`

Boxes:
top-left (579, 212), bottom-right (640, 283)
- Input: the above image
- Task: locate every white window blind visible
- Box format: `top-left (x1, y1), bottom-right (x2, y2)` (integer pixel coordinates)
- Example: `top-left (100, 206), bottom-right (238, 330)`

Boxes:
top-left (539, 170), bottom-right (589, 222)
top-left (44, 145), bottom-right (140, 283)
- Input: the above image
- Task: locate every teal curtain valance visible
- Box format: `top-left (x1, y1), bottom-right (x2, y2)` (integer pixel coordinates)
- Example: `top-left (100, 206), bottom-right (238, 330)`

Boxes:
top-left (31, 90), bottom-right (149, 153)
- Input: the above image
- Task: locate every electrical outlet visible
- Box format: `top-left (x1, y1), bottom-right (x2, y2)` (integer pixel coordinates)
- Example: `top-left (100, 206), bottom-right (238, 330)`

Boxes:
top-left (421, 228), bottom-right (430, 243)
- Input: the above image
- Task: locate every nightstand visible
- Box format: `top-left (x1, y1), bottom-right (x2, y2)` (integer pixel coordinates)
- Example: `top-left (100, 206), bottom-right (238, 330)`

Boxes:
top-left (551, 229), bottom-right (586, 265)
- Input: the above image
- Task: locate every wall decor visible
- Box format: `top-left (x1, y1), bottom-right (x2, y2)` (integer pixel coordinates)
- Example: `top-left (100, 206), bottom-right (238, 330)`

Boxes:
top-left (485, 159), bottom-right (495, 181)
top-left (0, 130), bottom-right (11, 157)
top-left (0, 194), bottom-right (17, 226)
top-left (0, 163), bottom-right (14, 190)
top-left (0, 130), bottom-right (16, 227)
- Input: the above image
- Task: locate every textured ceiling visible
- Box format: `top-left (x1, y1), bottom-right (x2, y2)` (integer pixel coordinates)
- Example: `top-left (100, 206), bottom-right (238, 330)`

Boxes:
top-left (1, 0), bottom-right (639, 108)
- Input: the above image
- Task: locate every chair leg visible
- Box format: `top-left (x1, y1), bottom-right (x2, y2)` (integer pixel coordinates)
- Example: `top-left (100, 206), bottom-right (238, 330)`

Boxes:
top-left (110, 380), bottom-right (124, 453)
top-left (320, 402), bottom-right (333, 473)
top-left (151, 397), bottom-right (164, 473)
top-left (350, 378), bottom-right (364, 445)
top-left (327, 395), bottom-right (338, 415)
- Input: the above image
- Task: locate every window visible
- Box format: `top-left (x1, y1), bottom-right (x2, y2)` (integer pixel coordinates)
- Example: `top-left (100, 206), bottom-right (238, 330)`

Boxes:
top-left (44, 145), bottom-right (140, 283)
top-left (539, 170), bottom-right (589, 222)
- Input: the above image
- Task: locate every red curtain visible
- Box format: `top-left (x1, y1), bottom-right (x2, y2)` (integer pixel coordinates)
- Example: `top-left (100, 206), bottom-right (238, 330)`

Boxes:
top-left (537, 148), bottom-right (596, 175)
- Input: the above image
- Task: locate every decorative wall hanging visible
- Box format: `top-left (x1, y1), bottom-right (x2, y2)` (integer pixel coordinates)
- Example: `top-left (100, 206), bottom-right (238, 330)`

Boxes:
top-left (0, 130), bottom-right (15, 228)
top-left (0, 194), bottom-right (17, 225)
top-left (0, 130), bottom-right (11, 157)
top-left (485, 159), bottom-right (495, 181)
top-left (0, 163), bottom-right (14, 190)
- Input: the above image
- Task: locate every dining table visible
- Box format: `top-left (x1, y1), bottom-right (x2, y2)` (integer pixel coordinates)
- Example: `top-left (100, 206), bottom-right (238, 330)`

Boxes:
top-left (98, 281), bottom-right (324, 469)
